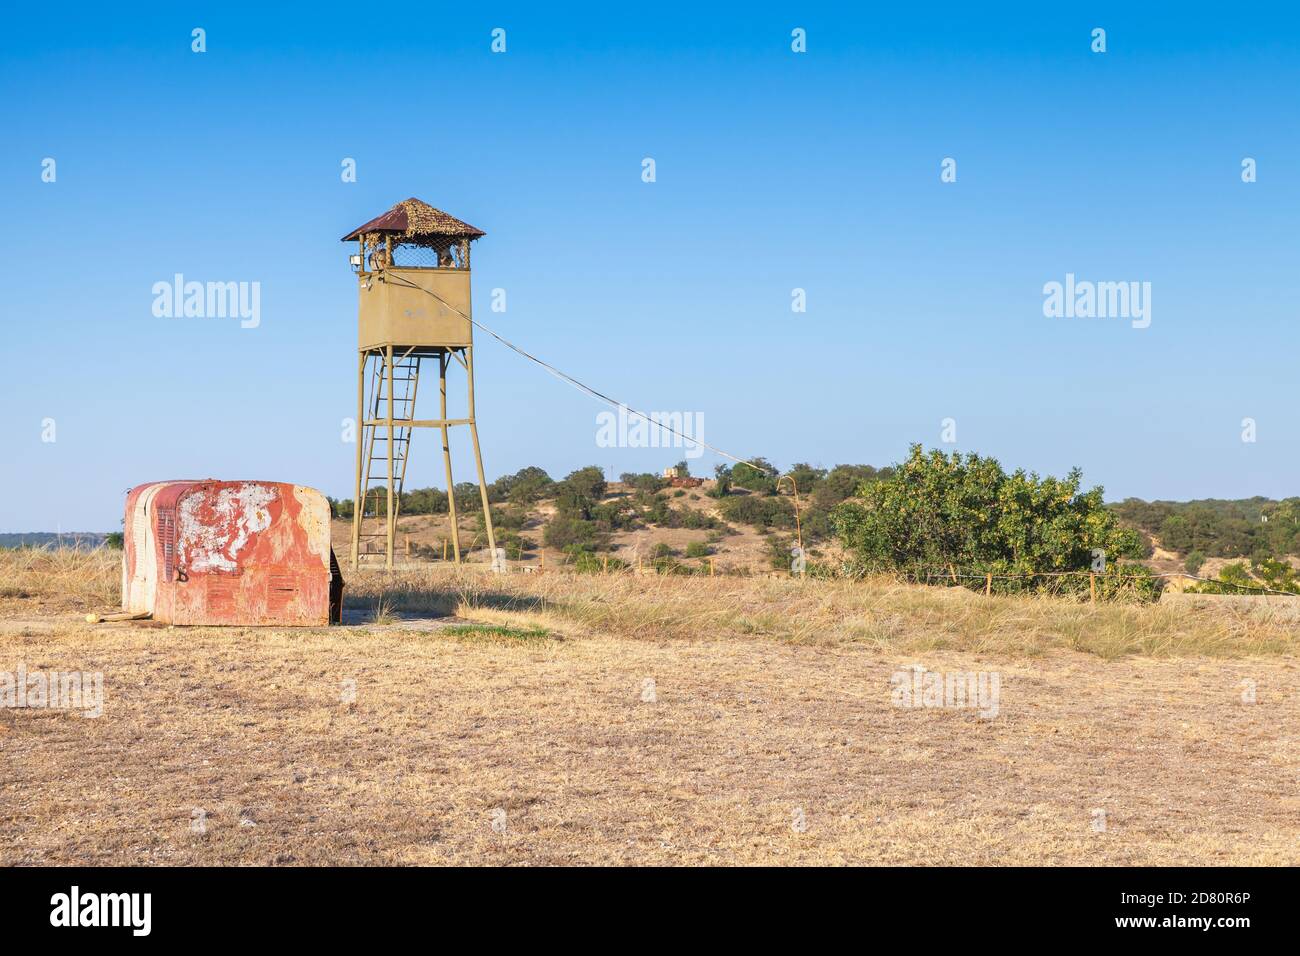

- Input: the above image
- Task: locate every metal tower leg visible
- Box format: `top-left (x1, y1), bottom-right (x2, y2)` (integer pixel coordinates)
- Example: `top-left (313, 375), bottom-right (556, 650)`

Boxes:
top-left (439, 351), bottom-right (461, 563)
top-left (350, 350), bottom-right (365, 570)
top-left (467, 346), bottom-right (497, 560)
top-left (385, 345), bottom-right (395, 571)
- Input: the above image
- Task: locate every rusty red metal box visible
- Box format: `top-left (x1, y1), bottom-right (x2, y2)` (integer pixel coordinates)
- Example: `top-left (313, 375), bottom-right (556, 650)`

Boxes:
top-left (122, 480), bottom-right (342, 626)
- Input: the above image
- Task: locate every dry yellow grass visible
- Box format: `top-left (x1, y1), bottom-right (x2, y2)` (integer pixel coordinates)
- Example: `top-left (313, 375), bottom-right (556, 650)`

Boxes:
top-left (346, 564), bottom-right (1300, 660)
top-left (0, 549), bottom-right (1296, 865)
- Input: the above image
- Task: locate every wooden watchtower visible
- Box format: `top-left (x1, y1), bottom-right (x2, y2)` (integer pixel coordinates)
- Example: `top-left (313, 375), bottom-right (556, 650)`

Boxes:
top-left (342, 198), bottom-right (497, 570)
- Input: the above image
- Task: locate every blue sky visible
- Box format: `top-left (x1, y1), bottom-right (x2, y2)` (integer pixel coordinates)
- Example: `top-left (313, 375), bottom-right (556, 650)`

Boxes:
top-left (2, 2), bottom-right (1297, 531)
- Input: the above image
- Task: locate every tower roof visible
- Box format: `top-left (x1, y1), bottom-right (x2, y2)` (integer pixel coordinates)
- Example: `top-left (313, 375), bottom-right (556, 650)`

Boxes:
top-left (341, 198), bottom-right (486, 242)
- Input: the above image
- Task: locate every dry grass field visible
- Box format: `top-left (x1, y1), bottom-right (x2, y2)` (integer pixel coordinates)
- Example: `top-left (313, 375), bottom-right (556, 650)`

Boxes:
top-left (1, 548), bottom-right (1297, 865)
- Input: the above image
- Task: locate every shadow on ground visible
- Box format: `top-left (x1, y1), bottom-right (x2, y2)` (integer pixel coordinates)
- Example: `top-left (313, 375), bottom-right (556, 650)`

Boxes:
top-left (342, 588), bottom-right (544, 621)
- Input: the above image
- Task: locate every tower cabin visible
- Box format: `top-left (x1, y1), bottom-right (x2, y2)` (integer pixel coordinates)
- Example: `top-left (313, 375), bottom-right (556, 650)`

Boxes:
top-left (343, 197), bottom-right (485, 352)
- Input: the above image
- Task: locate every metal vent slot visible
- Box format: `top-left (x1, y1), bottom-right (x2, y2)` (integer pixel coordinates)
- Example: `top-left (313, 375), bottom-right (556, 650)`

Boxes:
top-left (157, 506), bottom-right (177, 582)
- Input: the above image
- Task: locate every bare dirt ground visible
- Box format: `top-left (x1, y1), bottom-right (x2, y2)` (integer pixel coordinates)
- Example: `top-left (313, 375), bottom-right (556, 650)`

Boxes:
top-left (1, 551), bottom-right (1296, 865)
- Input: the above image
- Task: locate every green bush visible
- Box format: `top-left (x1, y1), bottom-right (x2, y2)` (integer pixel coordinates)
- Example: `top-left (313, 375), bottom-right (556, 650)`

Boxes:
top-left (651, 556), bottom-right (698, 575)
top-left (766, 534), bottom-right (796, 570)
top-left (591, 500), bottom-right (639, 533)
top-left (401, 487), bottom-right (448, 515)
top-left (570, 550), bottom-right (627, 573)
top-left (707, 466), bottom-right (731, 498)
top-left (478, 505), bottom-right (527, 532)
top-left (492, 466), bottom-right (553, 506)
top-left (1189, 558), bottom-right (1300, 594)
top-left (808, 465), bottom-right (889, 511)
top-left (727, 458), bottom-right (778, 494)
top-left (685, 541), bottom-right (711, 558)
top-left (719, 494), bottom-right (795, 530)
top-left (621, 472), bottom-right (668, 494)
top-left (544, 516), bottom-right (600, 551)
top-left (495, 531), bottom-right (532, 560)
top-left (833, 445), bottom-right (1153, 600)
top-left (560, 466), bottom-right (608, 503)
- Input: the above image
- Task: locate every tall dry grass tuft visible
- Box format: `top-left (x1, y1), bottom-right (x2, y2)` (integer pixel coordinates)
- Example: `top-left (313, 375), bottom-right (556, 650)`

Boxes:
top-left (0, 546), bottom-right (120, 612)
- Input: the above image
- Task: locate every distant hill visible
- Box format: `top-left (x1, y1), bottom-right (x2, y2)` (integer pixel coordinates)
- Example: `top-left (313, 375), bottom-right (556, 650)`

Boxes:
top-left (0, 532), bottom-right (110, 550)
top-left (1108, 497), bottom-right (1300, 561)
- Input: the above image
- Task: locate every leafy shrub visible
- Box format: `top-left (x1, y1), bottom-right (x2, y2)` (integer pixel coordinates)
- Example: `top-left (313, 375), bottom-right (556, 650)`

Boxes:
top-left (766, 534), bottom-right (796, 570)
top-left (591, 500), bottom-right (640, 532)
top-left (400, 487), bottom-right (448, 515)
top-left (570, 550), bottom-right (627, 573)
top-left (833, 445), bottom-right (1152, 600)
top-left (808, 465), bottom-right (890, 512)
top-left (719, 494), bottom-right (795, 530)
top-left (621, 472), bottom-right (668, 494)
top-left (708, 465), bottom-right (732, 498)
top-left (490, 466), bottom-right (553, 505)
top-left (560, 466), bottom-right (607, 503)
top-left (1189, 558), bottom-right (1300, 594)
top-left (727, 458), bottom-right (778, 494)
top-left (494, 531), bottom-right (532, 560)
top-left (544, 516), bottom-right (600, 551)
top-left (478, 505), bottom-right (527, 532)
top-left (451, 482), bottom-right (484, 512)
top-left (651, 556), bottom-right (698, 575)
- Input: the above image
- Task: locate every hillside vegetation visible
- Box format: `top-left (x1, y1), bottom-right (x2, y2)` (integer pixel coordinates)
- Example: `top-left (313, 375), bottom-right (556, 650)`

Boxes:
top-left (328, 447), bottom-right (1300, 597)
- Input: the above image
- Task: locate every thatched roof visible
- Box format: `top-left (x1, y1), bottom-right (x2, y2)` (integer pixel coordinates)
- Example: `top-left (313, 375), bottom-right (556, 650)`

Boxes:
top-left (341, 198), bottom-right (486, 241)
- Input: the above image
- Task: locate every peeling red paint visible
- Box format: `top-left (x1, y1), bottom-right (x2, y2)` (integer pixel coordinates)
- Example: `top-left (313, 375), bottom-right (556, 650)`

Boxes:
top-left (122, 480), bottom-right (342, 626)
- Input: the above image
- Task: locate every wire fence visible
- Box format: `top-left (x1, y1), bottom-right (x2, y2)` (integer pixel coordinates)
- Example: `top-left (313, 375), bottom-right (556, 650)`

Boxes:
top-left (904, 566), bottom-right (1300, 597)
top-left (380, 542), bottom-right (1300, 599)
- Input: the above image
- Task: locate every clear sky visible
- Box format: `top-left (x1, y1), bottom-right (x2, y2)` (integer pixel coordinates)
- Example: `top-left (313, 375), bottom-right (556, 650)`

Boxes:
top-left (2, 2), bottom-right (1296, 532)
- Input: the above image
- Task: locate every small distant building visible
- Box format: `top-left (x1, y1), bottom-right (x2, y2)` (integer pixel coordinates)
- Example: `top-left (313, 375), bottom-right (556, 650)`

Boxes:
top-left (122, 480), bottom-right (342, 626)
top-left (661, 466), bottom-right (704, 489)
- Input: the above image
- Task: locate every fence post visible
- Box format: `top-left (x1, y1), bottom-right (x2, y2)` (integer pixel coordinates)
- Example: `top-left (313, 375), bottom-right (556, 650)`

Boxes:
top-left (709, 556), bottom-right (715, 577)
top-left (1090, 573), bottom-right (1097, 603)
top-left (442, 539), bottom-right (448, 562)
top-left (985, 573), bottom-right (992, 596)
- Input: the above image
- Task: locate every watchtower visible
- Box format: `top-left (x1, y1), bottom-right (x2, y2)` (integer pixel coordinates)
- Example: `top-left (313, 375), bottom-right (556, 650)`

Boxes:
top-left (342, 198), bottom-right (497, 570)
